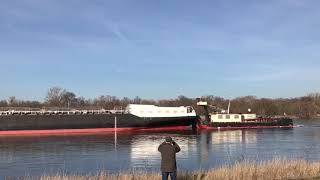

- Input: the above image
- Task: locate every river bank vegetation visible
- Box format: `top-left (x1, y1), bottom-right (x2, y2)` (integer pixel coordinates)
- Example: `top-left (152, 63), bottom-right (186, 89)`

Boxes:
top-left (1, 87), bottom-right (320, 119)
top-left (24, 159), bottom-right (320, 180)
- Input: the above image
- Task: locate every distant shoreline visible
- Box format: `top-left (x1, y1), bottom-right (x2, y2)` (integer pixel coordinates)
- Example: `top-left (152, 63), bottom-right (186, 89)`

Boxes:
top-left (295, 116), bottom-right (320, 120)
top-left (2, 88), bottom-right (320, 120)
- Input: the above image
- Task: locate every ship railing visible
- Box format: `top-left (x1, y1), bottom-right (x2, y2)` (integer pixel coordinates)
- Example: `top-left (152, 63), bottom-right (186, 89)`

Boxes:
top-left (0, 109), bottom-right (128, 116)
top-left (242, 118), bottom-right (284, 123)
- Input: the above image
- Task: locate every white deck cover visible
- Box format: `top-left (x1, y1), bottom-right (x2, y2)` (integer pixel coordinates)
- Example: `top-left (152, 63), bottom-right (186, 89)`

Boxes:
top-left (126, 104), bottom-right (196, 118)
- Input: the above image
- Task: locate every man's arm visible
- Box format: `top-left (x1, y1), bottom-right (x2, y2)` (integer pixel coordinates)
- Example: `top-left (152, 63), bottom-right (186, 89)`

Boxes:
top-left (172, 141), bottom-right (181, 153)
top-left (158, 143), bottom-right (162, 152)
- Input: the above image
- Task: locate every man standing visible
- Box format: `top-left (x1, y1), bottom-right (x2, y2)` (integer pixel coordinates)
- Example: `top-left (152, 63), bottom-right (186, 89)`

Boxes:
top-left (158, 136), bottom-right (181, 180)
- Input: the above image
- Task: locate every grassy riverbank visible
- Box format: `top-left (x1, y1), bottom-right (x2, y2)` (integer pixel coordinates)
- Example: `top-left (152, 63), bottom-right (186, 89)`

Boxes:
top-left (23, 159), bottom-right (320, 180)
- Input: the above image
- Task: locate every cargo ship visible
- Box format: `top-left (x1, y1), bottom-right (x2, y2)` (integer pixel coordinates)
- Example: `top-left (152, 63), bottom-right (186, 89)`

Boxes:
top-left (196, 98), bottom-right (294, 130)
top-left (0, 98), bottom-right (294, 135)
top-left (0, 104), bottom-right (197, 136)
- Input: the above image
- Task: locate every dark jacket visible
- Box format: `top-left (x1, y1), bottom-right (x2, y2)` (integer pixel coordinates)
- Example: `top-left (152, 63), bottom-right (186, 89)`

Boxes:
top-left (158, 141), bottom-right (181, 172)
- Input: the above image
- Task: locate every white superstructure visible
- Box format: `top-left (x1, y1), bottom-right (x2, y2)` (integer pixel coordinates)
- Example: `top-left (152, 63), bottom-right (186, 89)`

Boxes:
top-left (196, 97), bottom-right (257, 123)
top-left (126, 104), bottom-right (196, 118)
top-left (210, 114), bottom-right (242, 122)
top-left (210, 113), bottom-right (257, 122)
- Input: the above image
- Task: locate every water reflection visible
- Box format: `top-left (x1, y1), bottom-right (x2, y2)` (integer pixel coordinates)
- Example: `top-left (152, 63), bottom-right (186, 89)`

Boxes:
top-left (129, 132), bottom-right (198, 169)
top-left (1, 121), bottom-right (320, 177)
top-left (211, 130), bottom-right (257, 144)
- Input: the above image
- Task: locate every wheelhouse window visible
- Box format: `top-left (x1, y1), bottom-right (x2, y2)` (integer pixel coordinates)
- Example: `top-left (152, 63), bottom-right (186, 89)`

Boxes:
top-left (187, 107), bottom-right (193, 113)
top-left (234, 115), bottom-right (239, 119)
top-left (226, 115), bottom-right (230, 119)
top-left (218, 115), bottom-right (223, 119)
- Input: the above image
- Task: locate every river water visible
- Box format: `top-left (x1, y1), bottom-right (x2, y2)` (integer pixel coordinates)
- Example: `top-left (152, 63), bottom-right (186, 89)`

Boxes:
top-left (0, 120), bottom-right (320, 178)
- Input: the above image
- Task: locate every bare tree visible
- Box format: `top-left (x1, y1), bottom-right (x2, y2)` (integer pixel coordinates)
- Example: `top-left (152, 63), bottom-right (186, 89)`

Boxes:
top-left (8, 96), bottom-right (18, 106)
top-left (76, 96), bottom-right (86, 107)
top-left (0, 100), bottom-right (8, 107)
top-left (134, 96), bottom-right (141, 104)
top-left (61, 91), bottom-right (77, 108)
top-left (45, 87), bottom-right (64, 107)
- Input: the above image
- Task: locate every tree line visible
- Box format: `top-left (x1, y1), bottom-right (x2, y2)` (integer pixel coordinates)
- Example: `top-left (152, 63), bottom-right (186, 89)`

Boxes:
top-left (1, 87), bottom-right (320, 118)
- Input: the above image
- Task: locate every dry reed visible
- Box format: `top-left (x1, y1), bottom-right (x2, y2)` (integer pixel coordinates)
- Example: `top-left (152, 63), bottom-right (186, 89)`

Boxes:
top-left (23, 159), bottom-right (320, 180)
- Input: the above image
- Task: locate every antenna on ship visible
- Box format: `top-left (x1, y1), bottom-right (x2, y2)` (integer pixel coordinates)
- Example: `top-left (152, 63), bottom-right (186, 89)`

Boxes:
top-left (227, 100), bottom-right (231, 114)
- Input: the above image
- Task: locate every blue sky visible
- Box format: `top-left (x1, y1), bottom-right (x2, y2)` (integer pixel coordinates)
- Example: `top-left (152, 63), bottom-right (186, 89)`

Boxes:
top-left (0, 0), bottom-right (320, 101)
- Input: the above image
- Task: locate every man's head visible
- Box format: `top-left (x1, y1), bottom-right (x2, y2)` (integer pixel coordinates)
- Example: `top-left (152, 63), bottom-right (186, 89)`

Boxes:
top-left (165, 136), bottom-right (173, 143)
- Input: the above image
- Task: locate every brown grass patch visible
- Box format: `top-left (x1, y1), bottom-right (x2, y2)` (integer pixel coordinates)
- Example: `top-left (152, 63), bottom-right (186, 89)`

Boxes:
top-left (23, 159), bottom-right (320, 180)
